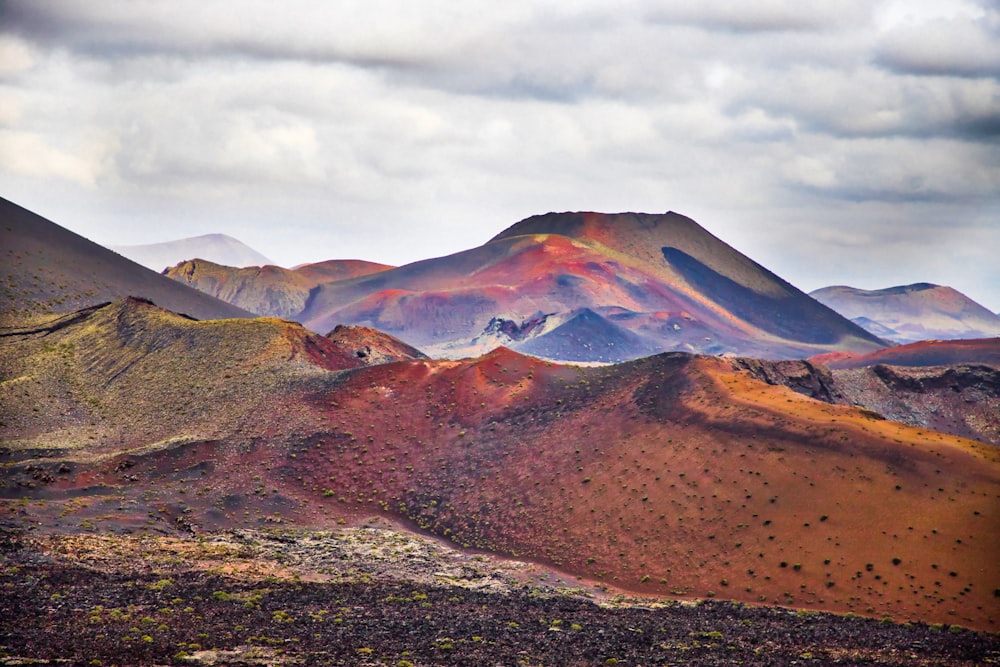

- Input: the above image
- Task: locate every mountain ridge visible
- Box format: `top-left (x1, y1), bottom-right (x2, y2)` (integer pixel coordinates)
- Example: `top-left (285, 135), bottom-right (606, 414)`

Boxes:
top-left (811, 283), bottom-right (1000, 343)
top-left (167, 211), bottom-right (886, 361)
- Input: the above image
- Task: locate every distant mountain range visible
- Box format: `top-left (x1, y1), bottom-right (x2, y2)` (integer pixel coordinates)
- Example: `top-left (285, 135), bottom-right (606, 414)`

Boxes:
top-left (0, 197), bottom-right (253, 324)
top-left (111, 233), bottom-right (273, 272)
top-left (810, 283), bottom-right (1000, 343)
top-left (167, 211), bottom-right (885, 361)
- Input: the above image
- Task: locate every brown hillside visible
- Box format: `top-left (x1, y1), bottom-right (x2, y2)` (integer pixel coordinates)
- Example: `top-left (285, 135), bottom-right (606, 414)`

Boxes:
top-left (165, 258), bottom-right (393, 319)
top-left (734, 351), bottom-right (1000, 446)
top-left (1, 300), bottom-right (996, 630)
top-left (326, 324), bottom-right (429, 365)
top-left (0, 196), bottom-right (253, 324)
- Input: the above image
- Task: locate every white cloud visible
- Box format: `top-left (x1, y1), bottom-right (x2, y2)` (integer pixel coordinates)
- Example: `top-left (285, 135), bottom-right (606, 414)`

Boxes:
top-left (0, 35), bottom-right (36, 76)
top-left (876, 12), bottom-right (1000, 77)
top-left (0, 0), bottom-right (998, 310)
top-left (0, 130), bottom-right (106, 184)
top-left (646, 0), bottom-right (871, 32)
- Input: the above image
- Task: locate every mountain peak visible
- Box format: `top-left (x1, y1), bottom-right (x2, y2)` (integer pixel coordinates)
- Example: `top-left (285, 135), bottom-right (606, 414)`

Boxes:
top-left (489, 211), bottom-right (698, 245)
top-left (811, 283), bottom-right (1000, 343)
top-left (111, 233), bottom-right (273, 272)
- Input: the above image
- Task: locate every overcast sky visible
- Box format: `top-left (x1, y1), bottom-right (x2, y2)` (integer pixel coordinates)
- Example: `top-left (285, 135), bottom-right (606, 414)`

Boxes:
top-left (1, 0), bottom-right (998, 310)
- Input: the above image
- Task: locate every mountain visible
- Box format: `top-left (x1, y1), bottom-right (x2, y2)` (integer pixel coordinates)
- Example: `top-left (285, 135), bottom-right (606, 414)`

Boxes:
top-left (111, 233), bottom-right (273, 272)
top-left (172, 211), bottom-right (884, 361)
top-left (810, 283), bottom-right (1000, 343)
top-left (0, 197), bottom-right (254, 324)
top-left (2, 298), bottom-right (997, 630)
top-left (165, 258), bottom-right (394, 319)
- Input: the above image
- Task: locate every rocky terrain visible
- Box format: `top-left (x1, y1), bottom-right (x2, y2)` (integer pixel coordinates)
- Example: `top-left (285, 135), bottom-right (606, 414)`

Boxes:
top-left (3, 200), bottom-right (999, 664)
top-left (734, 339), bottom-right (1000, 446)
top-left (3, 524), bottom-right (997, 666)
top-left (166, 258), bottom-right (394, 320)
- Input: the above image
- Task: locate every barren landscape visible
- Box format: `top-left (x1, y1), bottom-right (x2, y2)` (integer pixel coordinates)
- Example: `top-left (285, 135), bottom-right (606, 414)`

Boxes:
top-left (2, 201), bottom-right (999, 665)
top-left (3, 524), bottom-right (998, 666)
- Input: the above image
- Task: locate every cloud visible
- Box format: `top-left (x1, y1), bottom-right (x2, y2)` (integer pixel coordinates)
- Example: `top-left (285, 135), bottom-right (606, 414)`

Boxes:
top-left (875, 12), bottom-right (1000, 78)
top-left (782, 137), bottom-right (1000, 203)
top-left (0, 130), bottom-right (106, 184)
top-left (0, 0), bottom-right (998, 311)
top-left (728, 65), bottom-right (1000, 140)
top-left (0, 34), bottom-right (35, 76)
top-left (645, 0), bottom-right (871, 33)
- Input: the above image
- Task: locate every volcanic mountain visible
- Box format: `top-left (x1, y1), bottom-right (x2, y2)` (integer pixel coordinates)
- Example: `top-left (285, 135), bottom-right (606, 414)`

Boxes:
top-left (166, 257), bottom-right (393, 319)
top-left (0, 197), bottom-right (253, 325)
top-left (2, 298), bottom-right (997, 630)
top-left (169, 211), bottom-right (886, 361)
top-left (112, 233), bottom-right (273, 272)
top-left (810, 283), bottom-right (1000, 343)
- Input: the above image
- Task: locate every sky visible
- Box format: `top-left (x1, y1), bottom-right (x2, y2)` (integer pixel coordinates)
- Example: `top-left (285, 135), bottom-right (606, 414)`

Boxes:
top-left (1, 0), bottom-right (998, 311)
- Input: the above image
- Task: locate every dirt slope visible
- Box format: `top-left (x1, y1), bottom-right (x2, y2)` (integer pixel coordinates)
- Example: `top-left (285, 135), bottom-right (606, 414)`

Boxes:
top-left (814, 337), bottom-right (1000, 370)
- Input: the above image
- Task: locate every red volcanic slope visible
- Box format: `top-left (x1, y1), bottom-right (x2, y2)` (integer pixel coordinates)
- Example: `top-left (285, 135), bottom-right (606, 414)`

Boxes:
top-left (2, 299), bottom-right (997, 630)
top-left (813, 337), bottom-right (1000, 370)
top-left (326, 324), bottom-right (429, 365)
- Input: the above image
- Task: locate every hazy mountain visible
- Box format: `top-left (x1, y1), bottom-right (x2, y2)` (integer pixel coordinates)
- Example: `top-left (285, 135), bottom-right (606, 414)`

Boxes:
top-left (175, 211), bottom-right (883, 361)
top-left (111, 233), bottom-right (273, 272)
top-left (2, 297), bottom-right (996, 630)
top-left (165, 257), bottom-right (393, 319)
top-left (0, 197), bottom-right (254, 324)
top-left (810, 283), bottom-right (1000, 343)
